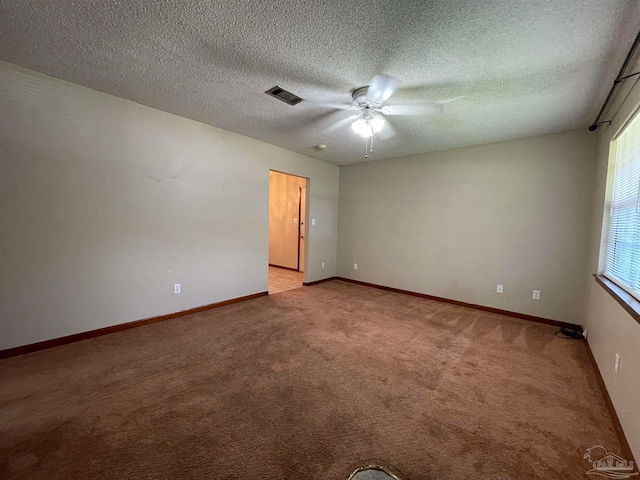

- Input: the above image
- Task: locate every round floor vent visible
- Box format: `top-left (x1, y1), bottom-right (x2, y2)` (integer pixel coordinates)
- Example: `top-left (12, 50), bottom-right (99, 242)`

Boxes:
top-left (347, 465), bottom-right (403, 480)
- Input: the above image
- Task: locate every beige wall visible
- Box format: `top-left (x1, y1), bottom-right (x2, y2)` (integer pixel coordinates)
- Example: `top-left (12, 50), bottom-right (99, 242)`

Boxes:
top-left (584, 56), bottom-right (640, 459)
top-left (338, 130), bottom-right (597, 325)
top-left (0, 61), bottom-right (339, 350)
top-left (269, 171), bottom-right (306, 270)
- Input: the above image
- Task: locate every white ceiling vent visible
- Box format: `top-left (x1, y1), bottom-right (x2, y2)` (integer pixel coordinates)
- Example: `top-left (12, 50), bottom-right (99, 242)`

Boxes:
top-left (265, 86), bottom-right (302, 106)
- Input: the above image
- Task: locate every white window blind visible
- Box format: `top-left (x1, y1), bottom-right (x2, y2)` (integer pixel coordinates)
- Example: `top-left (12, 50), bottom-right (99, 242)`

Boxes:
top-left (605, 110), bottom-right (640, 300)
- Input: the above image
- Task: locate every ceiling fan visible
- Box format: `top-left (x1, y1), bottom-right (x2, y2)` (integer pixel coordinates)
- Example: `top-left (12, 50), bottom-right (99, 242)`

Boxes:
top-left (317, 74), bottom-right (448, 158)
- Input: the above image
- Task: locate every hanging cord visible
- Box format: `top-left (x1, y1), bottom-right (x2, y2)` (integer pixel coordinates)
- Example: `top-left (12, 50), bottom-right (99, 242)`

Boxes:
top-left (363, 122), bottom-right (376, 158)
top-left (370, 127), bottom-right (374, 153)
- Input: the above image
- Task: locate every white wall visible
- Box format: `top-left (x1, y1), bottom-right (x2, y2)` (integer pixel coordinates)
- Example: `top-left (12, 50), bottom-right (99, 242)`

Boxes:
top-left (338, 130), bottom-right (597, 325)
top-left (584, 56), bottom-right (640, 459)
top-left (0, 61), bottom-right (339, 350)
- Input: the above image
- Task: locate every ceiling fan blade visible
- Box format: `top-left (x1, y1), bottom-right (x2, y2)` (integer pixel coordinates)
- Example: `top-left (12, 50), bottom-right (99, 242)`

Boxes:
top-left (324, 114), bottom-right (360, 133)
top-left (378, 118), bottom-right (397, 140)
top-left (436, 95), bottom-right (465, 105)
top-left (379, 104), bottom-right (443, 116)
top-left (365, 74), bottom-right (398, 105)
top-left (305, 101), bottom-right (354, 110)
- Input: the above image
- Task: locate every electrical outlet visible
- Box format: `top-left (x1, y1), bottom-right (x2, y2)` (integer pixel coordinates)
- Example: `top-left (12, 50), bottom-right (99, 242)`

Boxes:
top-left (353, 263), bottom-right (358, 270)
top-left (321, 262), bottom-right (325, 268)
top-left (173, 283), bottom-right (181, 295)
top-left (582, 328), bottom-right (588, 339)
top-left (533, 290), bottom-right (541, 300)
top-left (497, 284), bottom-right (504, 294)
top-left (312, 219), bottom-right (316, 225)
top-left (615, 353), bottom-right (620, 373)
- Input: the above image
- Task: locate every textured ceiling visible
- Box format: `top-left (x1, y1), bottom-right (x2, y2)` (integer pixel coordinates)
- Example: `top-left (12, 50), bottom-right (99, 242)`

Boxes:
top-left (1, 1), bottom-right (639, 165)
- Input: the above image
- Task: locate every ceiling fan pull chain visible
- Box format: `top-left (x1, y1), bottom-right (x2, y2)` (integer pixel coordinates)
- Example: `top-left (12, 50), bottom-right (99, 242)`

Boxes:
top-left (370, 129), bottom-right (374, 152)
top-left (364, 136), bottom-right (368, 158)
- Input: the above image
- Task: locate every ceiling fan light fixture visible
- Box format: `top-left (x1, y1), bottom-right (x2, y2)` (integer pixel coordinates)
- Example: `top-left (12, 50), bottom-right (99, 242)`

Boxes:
top-left (351, 116), bottom-right (385, 138)
top-left (369, 115), bottom-right (385, 132)
top-left (351, 118), bottom-right (372, 138)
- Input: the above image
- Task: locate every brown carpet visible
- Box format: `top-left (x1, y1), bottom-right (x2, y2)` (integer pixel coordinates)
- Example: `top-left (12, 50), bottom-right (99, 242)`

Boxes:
top-left (0, 280), bottom-right (620, 479)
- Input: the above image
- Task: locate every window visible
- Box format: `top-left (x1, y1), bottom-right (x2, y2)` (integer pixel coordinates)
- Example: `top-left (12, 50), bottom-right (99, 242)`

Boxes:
top-left (603, 109), bottom-right (640, 300)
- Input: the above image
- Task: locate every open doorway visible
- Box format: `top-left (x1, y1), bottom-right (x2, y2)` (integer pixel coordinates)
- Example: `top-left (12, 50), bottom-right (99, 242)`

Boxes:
top-left (268, 170), bottom-right (309, 294)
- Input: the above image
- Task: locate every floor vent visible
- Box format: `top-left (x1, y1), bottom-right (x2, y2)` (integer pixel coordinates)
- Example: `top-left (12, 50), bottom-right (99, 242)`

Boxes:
top-left (265, 86), bottom-right (303, 106)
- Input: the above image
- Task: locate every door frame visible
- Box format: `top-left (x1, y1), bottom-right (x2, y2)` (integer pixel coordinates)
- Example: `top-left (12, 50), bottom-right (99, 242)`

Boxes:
top-left (268, 169), bottom-right (310, 283)
top-left (297, 185), bottom-right (307, 273)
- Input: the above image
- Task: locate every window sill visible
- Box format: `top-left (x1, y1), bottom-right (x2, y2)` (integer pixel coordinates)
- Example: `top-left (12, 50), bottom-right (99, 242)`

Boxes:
top-left (593, 274), bottom-right (640, 326)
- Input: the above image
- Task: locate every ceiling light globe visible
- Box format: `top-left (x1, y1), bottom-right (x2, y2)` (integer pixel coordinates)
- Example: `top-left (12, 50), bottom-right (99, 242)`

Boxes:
top-left (359, 126), bottom-right (373, 138)
top-left (351, 118), bottom-right (372, 138)
top-left (370, 116), bottom-right (385, 133)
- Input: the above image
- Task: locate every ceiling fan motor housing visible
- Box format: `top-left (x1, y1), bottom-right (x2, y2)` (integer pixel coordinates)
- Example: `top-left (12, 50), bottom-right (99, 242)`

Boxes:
top-left (352, 86), bottom-right (373, 107)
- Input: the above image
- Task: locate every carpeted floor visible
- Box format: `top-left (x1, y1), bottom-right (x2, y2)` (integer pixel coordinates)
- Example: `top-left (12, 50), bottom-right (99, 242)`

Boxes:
top-left (0, 280), bottom-right (620, 479)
